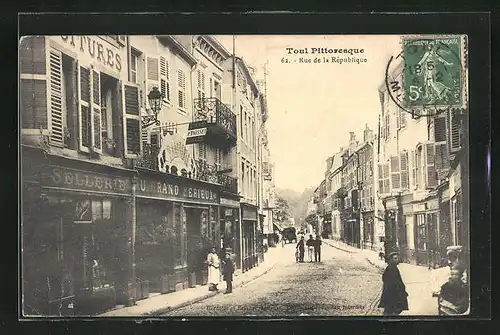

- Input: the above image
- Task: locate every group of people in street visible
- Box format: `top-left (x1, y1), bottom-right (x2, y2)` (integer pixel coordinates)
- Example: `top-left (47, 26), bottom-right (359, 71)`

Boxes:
top-left (295, 234), bottom-right (322, 263)
top-left (206, 247), bottom-right (235, 294)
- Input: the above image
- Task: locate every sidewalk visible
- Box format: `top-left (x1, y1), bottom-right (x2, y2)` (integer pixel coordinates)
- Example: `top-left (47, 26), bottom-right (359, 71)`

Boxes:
top-left (323, 239), bottom-right (447, 316)
top-left (98, 246), bottom-right (288, 317)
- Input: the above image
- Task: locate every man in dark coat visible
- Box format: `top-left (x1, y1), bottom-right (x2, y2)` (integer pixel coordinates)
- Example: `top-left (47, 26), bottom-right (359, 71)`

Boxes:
top-left (314, 235), bottom-right (322, 262)
top-left (296, 236), bottom-right (305, 262)
top-left (378, 251), bottom-right (409, 316)
top-left (222, 252), bottom-right (235, 294)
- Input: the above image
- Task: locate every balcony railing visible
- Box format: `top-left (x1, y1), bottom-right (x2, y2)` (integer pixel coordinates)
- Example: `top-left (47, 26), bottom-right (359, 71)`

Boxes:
top-left (193, 97), bottom-right (237, 140)
top-left (135, 143), bottom-right (160, 171)
top-left (218, 173), bottom-right (238, 194)
top-left (136, 147), bottom-right (237, 193)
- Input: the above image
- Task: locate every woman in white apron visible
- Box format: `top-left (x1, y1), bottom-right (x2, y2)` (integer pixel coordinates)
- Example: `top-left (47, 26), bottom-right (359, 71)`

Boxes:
top-left (206, 247), bottom-right (220, 291)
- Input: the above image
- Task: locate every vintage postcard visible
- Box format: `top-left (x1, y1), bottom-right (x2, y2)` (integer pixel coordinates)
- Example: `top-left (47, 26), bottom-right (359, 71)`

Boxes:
top-left (20, 33), bottom-right (470, 318)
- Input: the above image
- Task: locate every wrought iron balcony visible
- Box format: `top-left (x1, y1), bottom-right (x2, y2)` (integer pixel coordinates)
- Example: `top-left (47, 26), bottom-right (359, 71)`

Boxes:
top-left (192, 159), bottom-right (238, 194)
top-left (135, 143), bottom-right (160, 171)
top-left (218, 173), bottom-right (238, 194)
top-left (191, 98), bottom-right (237, 148)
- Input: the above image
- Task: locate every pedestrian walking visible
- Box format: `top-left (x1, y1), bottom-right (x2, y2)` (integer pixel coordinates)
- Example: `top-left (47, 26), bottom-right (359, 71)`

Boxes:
top-left (306, 235), bottom-right (315, 262)
top-left (296, 236), bottom-right (305, 262)
top-left (378, 251), bottom-right (409, 316)
top-left (206, 247), bottom-right (221, 292)
top-left (314, 235), bottom-right (322, 262)
top-left (222, 252), bottom-right (235, 294)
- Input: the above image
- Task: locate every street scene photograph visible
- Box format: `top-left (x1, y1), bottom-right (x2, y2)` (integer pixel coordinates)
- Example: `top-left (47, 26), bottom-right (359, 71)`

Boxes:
top-left (20, 33), bottom-right (470, 318)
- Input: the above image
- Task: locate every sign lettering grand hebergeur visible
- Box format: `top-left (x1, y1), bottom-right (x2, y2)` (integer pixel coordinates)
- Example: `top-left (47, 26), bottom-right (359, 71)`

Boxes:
top-left (42, 166), bottom-right (131, 194)
top-left (137, 177), bottom-right (219, 204)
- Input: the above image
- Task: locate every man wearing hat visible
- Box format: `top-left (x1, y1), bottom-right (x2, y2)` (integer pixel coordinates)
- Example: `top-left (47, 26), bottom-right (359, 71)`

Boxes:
top-left (378, 251), bottom-right (409, 316)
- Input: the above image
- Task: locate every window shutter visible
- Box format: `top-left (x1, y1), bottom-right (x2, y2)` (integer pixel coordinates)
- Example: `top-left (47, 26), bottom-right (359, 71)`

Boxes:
top-left (383, 163), bottom-right (390, 194)
top-left (177, 70), bottom-right (186, 109)
top-left (401, 110), bottom-right (407, 128)
top-left (91, 69), bottom-right (102, 154)
top-left (20, 36), bottom-right (48, 130)
top-left (424, 143), bottom-right (437, 188)
top-left (20, 36), bottom-right (47, 75)
top-left (434, 116), bottom-right (447, 143)
top-left (146, 56), bottom-right (160, 91)
top-left (410, 149), bottom-right (416, 189)
top-left (48, 48), bottom-right (64, 147)
top-left (390, 156), bottom-right (401, 190)
top-left (400, 151), bottom-right (409, 189)
top-left (122, 82), bottom-right (142, 157)
top-left (378, 164), bottom-right (384, 195)
top-left (159, 56), bottom-right (170, 102)
top-left (449, 108), bottom-right (462, 153)
top-left (78, 65), bottom-right (92, 152)
top-left (435, 143), bottom-right (450, 181)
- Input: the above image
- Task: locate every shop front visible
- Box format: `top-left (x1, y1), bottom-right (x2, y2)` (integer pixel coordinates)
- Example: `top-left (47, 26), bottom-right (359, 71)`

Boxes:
top-left (241, 204), bottom-right (258, 272)
top-left (135, 170), bottom-right (220, 294)
top-left (219, 197), bottom-right (241, 269)
top-left (22, 147), bottom-right (135, 316)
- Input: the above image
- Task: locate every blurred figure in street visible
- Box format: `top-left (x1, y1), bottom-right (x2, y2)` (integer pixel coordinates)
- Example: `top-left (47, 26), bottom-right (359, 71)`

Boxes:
top-left (306, 235), bottom-right (315, 262)
top-left (281, 233), bottom-right (285, 247)
top-left (296, 236), bottom-right (305, 262)
top-left (206, 247), bottom-right (220, 291)
top-left (314, 235), bottom-right (322, 262)
top-left (222, 252), bottom-right (235, 294)
top-left (378, 251), bottom-right (409, 316)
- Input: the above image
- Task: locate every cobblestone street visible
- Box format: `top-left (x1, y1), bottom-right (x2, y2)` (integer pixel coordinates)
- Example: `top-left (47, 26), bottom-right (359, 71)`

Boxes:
top-left (162, 244), bottom-right (382, 317)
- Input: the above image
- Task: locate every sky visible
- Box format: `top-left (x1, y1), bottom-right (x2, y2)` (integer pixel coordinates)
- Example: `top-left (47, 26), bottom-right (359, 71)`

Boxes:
top-left (216, 35), bottom-right (402, 193)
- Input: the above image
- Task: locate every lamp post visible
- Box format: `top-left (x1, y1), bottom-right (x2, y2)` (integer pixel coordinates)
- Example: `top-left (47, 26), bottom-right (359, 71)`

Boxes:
top-left (142, 87), bottom-right (164, 128)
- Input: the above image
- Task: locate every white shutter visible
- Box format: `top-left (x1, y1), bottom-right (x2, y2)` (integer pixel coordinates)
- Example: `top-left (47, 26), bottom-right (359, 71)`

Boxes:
top-left (91, 69), bottom-right (102, 154)
top-left (400, 151), bottom-right (409, 189)
top-left (122, 82), bottom-right (142, 158)
top-left (383, 163), bottom-right (390, 195)
top-left (48, 47), bottom-right (64, 147)
top-left (146, 56), bottom-right (160, 104)
top-left (78, 65), bottom-right (92, 152)
top-left (177, 70), bottom-right (186, 109)
top-left (390, 156), bottom-right (400, 190)
top-left (424, 142), bottom-right (437, 188)
top-left (160, 56), bottom-right (170, 103)
top-left (410, 149), bottom-right (416, 190)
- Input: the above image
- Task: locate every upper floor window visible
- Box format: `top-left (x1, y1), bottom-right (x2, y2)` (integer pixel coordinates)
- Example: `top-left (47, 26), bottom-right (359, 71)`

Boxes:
top-left (130, 52), bottom-right (138, 83)
top-left (20, 36), bottom-right (141, 158)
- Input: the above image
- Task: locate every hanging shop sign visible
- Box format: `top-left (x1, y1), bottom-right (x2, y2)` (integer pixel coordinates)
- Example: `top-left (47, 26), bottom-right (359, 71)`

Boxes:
top-left (186, 127), bottom-right (208, 144)
top-left (136, 175), bottom-right (219, 204)
top-left (58, 36), bottom-right (125, 73)
top-left (41, 165), bottom-right (132, 195)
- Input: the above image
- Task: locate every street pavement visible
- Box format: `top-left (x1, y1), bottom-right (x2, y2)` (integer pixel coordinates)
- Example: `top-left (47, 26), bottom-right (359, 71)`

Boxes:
top-left (162, 243), bottom-right (383, 317)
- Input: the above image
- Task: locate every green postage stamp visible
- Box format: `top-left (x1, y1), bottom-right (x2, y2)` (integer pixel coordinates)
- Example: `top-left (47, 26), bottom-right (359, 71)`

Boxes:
top-left (402, 37), bottom-right (462, 108)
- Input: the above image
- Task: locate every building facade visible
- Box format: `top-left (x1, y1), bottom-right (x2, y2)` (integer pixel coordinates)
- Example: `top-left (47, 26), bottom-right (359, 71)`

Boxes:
top-left (21, 35), bottom-right (268, 316)
top-left (221, 56), bottom-right (261, 272)
top-left (376, 36), bottom-right (467, 269)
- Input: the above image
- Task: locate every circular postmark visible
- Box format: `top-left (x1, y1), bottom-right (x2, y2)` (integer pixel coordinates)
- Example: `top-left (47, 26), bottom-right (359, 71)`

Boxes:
top-left (385, 36), bottom-right (465, 118)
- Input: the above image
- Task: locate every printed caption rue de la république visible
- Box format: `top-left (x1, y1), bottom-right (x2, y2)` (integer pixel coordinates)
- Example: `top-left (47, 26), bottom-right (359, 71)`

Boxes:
top-left (281, 47), bottom-right (368, 65)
